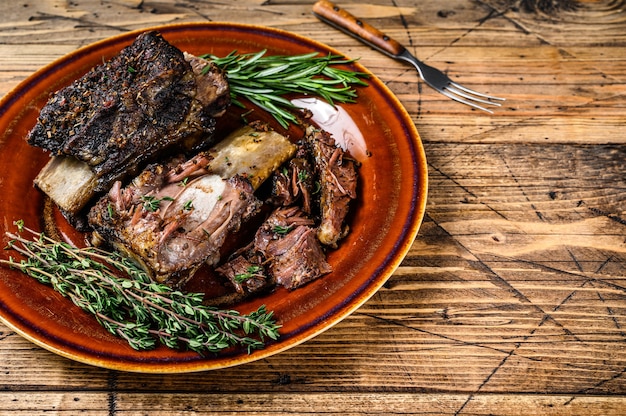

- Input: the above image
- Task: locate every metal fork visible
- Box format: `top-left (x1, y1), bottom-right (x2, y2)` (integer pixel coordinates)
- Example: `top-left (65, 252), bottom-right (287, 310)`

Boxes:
top-left (313, 0), bottom-right (505, 113)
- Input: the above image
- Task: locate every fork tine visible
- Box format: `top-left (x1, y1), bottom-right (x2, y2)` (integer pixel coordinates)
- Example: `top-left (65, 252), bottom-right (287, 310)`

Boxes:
top-left (444, 85), bottom-right (502, 107)
top-left (439, 88), bottom-right (497, 114)
top-left (449, 81), bottom-right (506, 102)
top-left (444, 84), bottom-right (504, 107)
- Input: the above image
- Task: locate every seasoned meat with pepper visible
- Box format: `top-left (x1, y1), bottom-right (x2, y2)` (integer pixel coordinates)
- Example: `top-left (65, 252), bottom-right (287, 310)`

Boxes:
top-left (87, 125), bottom-right (297, 287)
top-left (218, 206), bottom-right (332, 291)
top-left (306, 126), bottom-right (358, 247)
top-left (270, 146), bottom-right (314, 215)
top-left (29, 31), bottom-right (230, 218)
top-left (259, 207), bottom-right (332, 289)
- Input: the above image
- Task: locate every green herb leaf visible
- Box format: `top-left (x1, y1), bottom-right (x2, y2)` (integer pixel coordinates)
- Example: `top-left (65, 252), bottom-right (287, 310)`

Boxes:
top-left (140, 195), bottom-right (175, 212)
top-left (272, 225), bottom-right (293, 235)
top-left (203, 50), bottom-right (369, 128)
top-left (234, 265), bottom-right (264, 283)
top-left (0, 224), bottom-right (281, 355)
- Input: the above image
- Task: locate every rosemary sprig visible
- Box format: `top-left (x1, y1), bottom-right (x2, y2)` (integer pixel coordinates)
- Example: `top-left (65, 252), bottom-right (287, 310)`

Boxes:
top-left (1, 222), bottom-right (280, 354)
top-left (204, 50), bottom-right (369, 128)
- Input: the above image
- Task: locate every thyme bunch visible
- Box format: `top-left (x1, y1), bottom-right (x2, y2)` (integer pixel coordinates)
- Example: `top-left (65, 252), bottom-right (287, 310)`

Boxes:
top-left (205, 50), bottom-right (369, 128)
top-left (1, 222), bottom-right (280, 354)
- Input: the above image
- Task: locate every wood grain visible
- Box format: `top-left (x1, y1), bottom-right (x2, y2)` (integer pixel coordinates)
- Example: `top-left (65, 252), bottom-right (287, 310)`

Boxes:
top-left (0, 0), bottom-right (625, 414)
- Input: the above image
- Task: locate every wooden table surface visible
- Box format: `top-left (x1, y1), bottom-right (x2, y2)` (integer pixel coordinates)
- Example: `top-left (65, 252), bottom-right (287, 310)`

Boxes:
top-left (1, 0), bottom-right (625, 414)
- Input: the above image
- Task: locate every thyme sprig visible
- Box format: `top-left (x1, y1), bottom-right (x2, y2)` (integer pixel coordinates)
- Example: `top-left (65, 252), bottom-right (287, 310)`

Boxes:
top-left (140, 195), bottom-right (174, 212)
top-left (234, 265), bottom-right (264, 284)
top-left (1, 222), bottom-right (280, 354)
top-left (205, 50), bottom-right (369, 128)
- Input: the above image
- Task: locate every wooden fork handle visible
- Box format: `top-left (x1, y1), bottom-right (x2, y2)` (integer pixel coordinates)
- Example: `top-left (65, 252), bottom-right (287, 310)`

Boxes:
top-left (313, 0), bottom-right (405, 57)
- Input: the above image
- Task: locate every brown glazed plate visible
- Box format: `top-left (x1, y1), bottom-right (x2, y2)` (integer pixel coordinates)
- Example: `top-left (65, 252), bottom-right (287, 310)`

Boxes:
top-left (0, 23), bottom-right (427, 373)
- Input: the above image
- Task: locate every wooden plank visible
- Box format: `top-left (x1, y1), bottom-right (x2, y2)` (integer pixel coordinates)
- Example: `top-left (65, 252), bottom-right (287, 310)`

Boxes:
top-left (4, 392), bottom-right (623, 415)
top-left (0, 328), bottom-right (110, 389)
top-left (110, 393), bottom-right (626, 415)
top-left (0, 393), bottom-right (108, 415)
top-left (0, 2), bottom-right (622, 147)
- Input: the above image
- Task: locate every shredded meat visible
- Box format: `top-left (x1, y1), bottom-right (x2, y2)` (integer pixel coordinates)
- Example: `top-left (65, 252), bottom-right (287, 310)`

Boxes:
top-left (270, 146), bottom-right (314, 215)
top-left (264, 224), bottom-right (332, 289)
top-left (218, 207), bottom-right (331, 291)
top-left (88, 153), bottom-right (262, 286)
top-left (215, 255), bottom-right (270, 296)
top-left (307, 127), bottom-right (358, 247)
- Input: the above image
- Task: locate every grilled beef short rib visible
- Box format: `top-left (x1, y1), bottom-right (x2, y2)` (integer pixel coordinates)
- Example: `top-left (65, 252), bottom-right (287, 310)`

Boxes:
top-left (87, 125), bottom-right (297, 287)
top-left (27, 27), bottom-right (359, 297)
top-left (29, 31), bottom-right (230, 219)
top-left (89, 166), bottom-right (262, 287)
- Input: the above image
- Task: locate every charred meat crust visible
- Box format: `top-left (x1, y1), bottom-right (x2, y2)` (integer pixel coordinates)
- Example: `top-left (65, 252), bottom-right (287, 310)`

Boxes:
top-left (28, 31), bottom-right (230, 194)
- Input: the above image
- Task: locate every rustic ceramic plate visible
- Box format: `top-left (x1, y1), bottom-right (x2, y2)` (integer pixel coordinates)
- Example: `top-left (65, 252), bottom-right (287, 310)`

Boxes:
top-left (0, 23), bottom-right (427, 373)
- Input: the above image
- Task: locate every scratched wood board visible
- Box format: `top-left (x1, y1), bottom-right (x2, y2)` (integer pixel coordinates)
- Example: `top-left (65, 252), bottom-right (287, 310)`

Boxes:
top-left (0, 0), bottom-right (625, 415)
